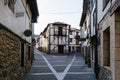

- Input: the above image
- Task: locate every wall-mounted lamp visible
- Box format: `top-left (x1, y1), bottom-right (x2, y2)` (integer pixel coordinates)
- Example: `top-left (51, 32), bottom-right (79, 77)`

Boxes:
top-left (23, 30), bottom-right (32, 37)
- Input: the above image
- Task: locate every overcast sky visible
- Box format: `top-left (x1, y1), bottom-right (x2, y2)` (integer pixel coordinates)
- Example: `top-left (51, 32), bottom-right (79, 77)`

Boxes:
top-left (34, 0), bottom-right (83, 35)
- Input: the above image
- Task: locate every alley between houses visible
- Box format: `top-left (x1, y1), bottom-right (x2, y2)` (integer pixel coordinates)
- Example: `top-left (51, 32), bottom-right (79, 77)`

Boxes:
top-left (23, 49), bottom-right (95, 80)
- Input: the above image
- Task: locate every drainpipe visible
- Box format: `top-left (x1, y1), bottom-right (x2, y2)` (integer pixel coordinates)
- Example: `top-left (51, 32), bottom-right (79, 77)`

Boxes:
top-left (94, 0), bottom-right (99, 79)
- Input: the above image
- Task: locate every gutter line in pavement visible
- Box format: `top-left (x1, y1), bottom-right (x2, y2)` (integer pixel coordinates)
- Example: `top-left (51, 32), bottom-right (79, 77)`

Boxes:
top-left (38, 52), bottom-right (76, 80)
top-left (59, 54), bottom-right (76, 80)
top-left (38, 53), bottom-right (58, 75)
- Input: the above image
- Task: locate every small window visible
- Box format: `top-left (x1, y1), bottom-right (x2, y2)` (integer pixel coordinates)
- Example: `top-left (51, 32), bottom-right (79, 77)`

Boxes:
top-left (8, 0), bottom-right (15, 12)
top-left (70, 38), bottom-right (72, 42)
top-left (58, 27), bottom-right (62, 35)
top-left (76, 40), bottom-right (79, 45)
top-left (103, 27), bottom-right (110, 67)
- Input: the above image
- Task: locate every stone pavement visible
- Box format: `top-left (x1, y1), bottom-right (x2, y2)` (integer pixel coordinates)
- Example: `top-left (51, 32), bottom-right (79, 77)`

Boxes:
top-left (23, 49), bottom-right (96, 80)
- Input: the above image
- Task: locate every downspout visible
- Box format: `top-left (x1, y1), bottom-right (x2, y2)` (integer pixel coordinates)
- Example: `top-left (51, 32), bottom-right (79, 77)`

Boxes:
top-left (94, 0), bottom-right (99, 79)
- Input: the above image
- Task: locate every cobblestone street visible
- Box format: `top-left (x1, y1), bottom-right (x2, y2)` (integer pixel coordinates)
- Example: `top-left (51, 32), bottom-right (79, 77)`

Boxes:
top-left (23, 49), bottom-right (95, 80)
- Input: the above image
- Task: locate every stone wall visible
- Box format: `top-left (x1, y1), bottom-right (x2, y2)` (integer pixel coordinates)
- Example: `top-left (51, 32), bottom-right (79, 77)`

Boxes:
top-left (0, 29), bottom-right (31, 80)
top-left (98, 67), bottom-right (113, 80)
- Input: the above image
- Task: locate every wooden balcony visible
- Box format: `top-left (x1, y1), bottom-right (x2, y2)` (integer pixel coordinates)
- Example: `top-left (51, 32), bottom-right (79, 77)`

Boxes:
top-left (75, 35), bottom-right (80, 39)
top-left (76, 36), bottom-right (87, 41)
top-left (54, 31), bottom-right (67, 36)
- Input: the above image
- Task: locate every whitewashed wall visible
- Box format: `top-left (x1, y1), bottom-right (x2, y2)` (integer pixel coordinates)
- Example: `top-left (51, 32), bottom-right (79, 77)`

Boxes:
top-left (97, 0), bottom-right (111, 23)
top-left (0, 0), bottom-right (32, 43)
top-left (97, 0), bottom-right (116, 24)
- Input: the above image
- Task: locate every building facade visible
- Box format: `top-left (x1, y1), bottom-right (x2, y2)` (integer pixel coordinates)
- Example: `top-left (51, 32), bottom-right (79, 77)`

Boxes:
top-left (69, 28), bottom-right (81, 53)
top-left (39, 32), bottom-right (48, 52)
top-left (39, 22), bottom-right (70, 54)
top-left (97, 0), bottom-right (120, 80)
top-left (80, 0), bottom-right (92, 68)
top-left (0, 0), bottom-right (39, 80)
top-left (80, 0), bottom-right (120, 80)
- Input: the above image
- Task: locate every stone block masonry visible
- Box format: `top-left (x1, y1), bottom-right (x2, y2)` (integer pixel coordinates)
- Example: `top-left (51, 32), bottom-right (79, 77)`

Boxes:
top-left (0, 28), bottom-right (32, 80)
top-left (98, 67), bottom-right (112, 80)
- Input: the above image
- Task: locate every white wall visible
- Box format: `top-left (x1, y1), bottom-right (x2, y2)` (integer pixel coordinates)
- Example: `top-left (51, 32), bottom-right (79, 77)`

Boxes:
top-left (0, 0), bottom-right (32, 43)
top-left (97, 0), bottom-right (113, 23)
top-left (40, 35), bottom-right (48, 49)
top-left (98, 0), bottom-right (118, 23)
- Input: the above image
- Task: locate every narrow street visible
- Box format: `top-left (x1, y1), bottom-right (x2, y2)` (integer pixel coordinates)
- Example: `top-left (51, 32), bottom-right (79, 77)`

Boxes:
top-left (23, 49), bottom-right (95, 80)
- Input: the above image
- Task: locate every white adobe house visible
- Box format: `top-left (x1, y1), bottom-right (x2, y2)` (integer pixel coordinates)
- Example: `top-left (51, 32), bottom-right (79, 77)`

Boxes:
top-left (69, 28), bottom-right (81, 52)
top-left (39, 22), bottom-right (70, 54)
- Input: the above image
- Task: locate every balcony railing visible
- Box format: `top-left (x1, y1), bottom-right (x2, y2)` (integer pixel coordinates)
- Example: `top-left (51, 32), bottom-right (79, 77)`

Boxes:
top-left (75, 35), bottom-right (80, 39)
top-left (54, 31), bottom-right (67, 36)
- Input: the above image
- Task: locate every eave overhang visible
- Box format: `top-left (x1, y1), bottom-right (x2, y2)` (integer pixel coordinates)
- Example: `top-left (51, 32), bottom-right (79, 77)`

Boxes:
top-left (27, 0), bottom-right (39, 23)
top-left (80, 0), bottom-right (89, 27)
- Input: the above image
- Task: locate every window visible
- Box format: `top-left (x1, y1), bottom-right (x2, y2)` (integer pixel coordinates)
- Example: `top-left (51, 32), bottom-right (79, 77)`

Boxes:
top-left (8, 0), bottom-right (15, 12)
top-left (76, 40), bottom-right (79, 45)
top-left (70, 38), bottom-right (72, 42)
top-left (69, 30), bottom-right (72, 35)
top-left (103, 0), bottom-right (110, 10)
top-left (103, 27), bottom-right (110, 67)
top-left (58, 27), bottom-right (62, 35)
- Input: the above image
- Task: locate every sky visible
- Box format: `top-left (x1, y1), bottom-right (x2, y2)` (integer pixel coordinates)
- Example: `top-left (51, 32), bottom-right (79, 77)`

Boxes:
top-left (34, 0), bottom-right (83, 35)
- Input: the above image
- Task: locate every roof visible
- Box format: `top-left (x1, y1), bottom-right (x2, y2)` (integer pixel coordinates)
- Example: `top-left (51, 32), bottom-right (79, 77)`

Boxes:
top-left (80, 0), bottom-right (89, 26)
top-left (52, 22), bottom-right (70, 26)
top-left (43, 22), bottom-right (71, 33)
top-left (27, 0), bottom-right (39, 23)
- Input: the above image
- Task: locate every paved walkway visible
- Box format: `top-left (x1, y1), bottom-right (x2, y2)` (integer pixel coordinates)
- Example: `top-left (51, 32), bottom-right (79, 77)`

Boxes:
top-left (23, 49), bottom-right (96, 80)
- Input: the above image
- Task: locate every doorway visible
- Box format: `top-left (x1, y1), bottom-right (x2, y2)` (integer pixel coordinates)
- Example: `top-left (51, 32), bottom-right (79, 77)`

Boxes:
top-left (69, 46), bottom-right (71, 53)
top-left (58, 45), bottom-right (64, 54)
